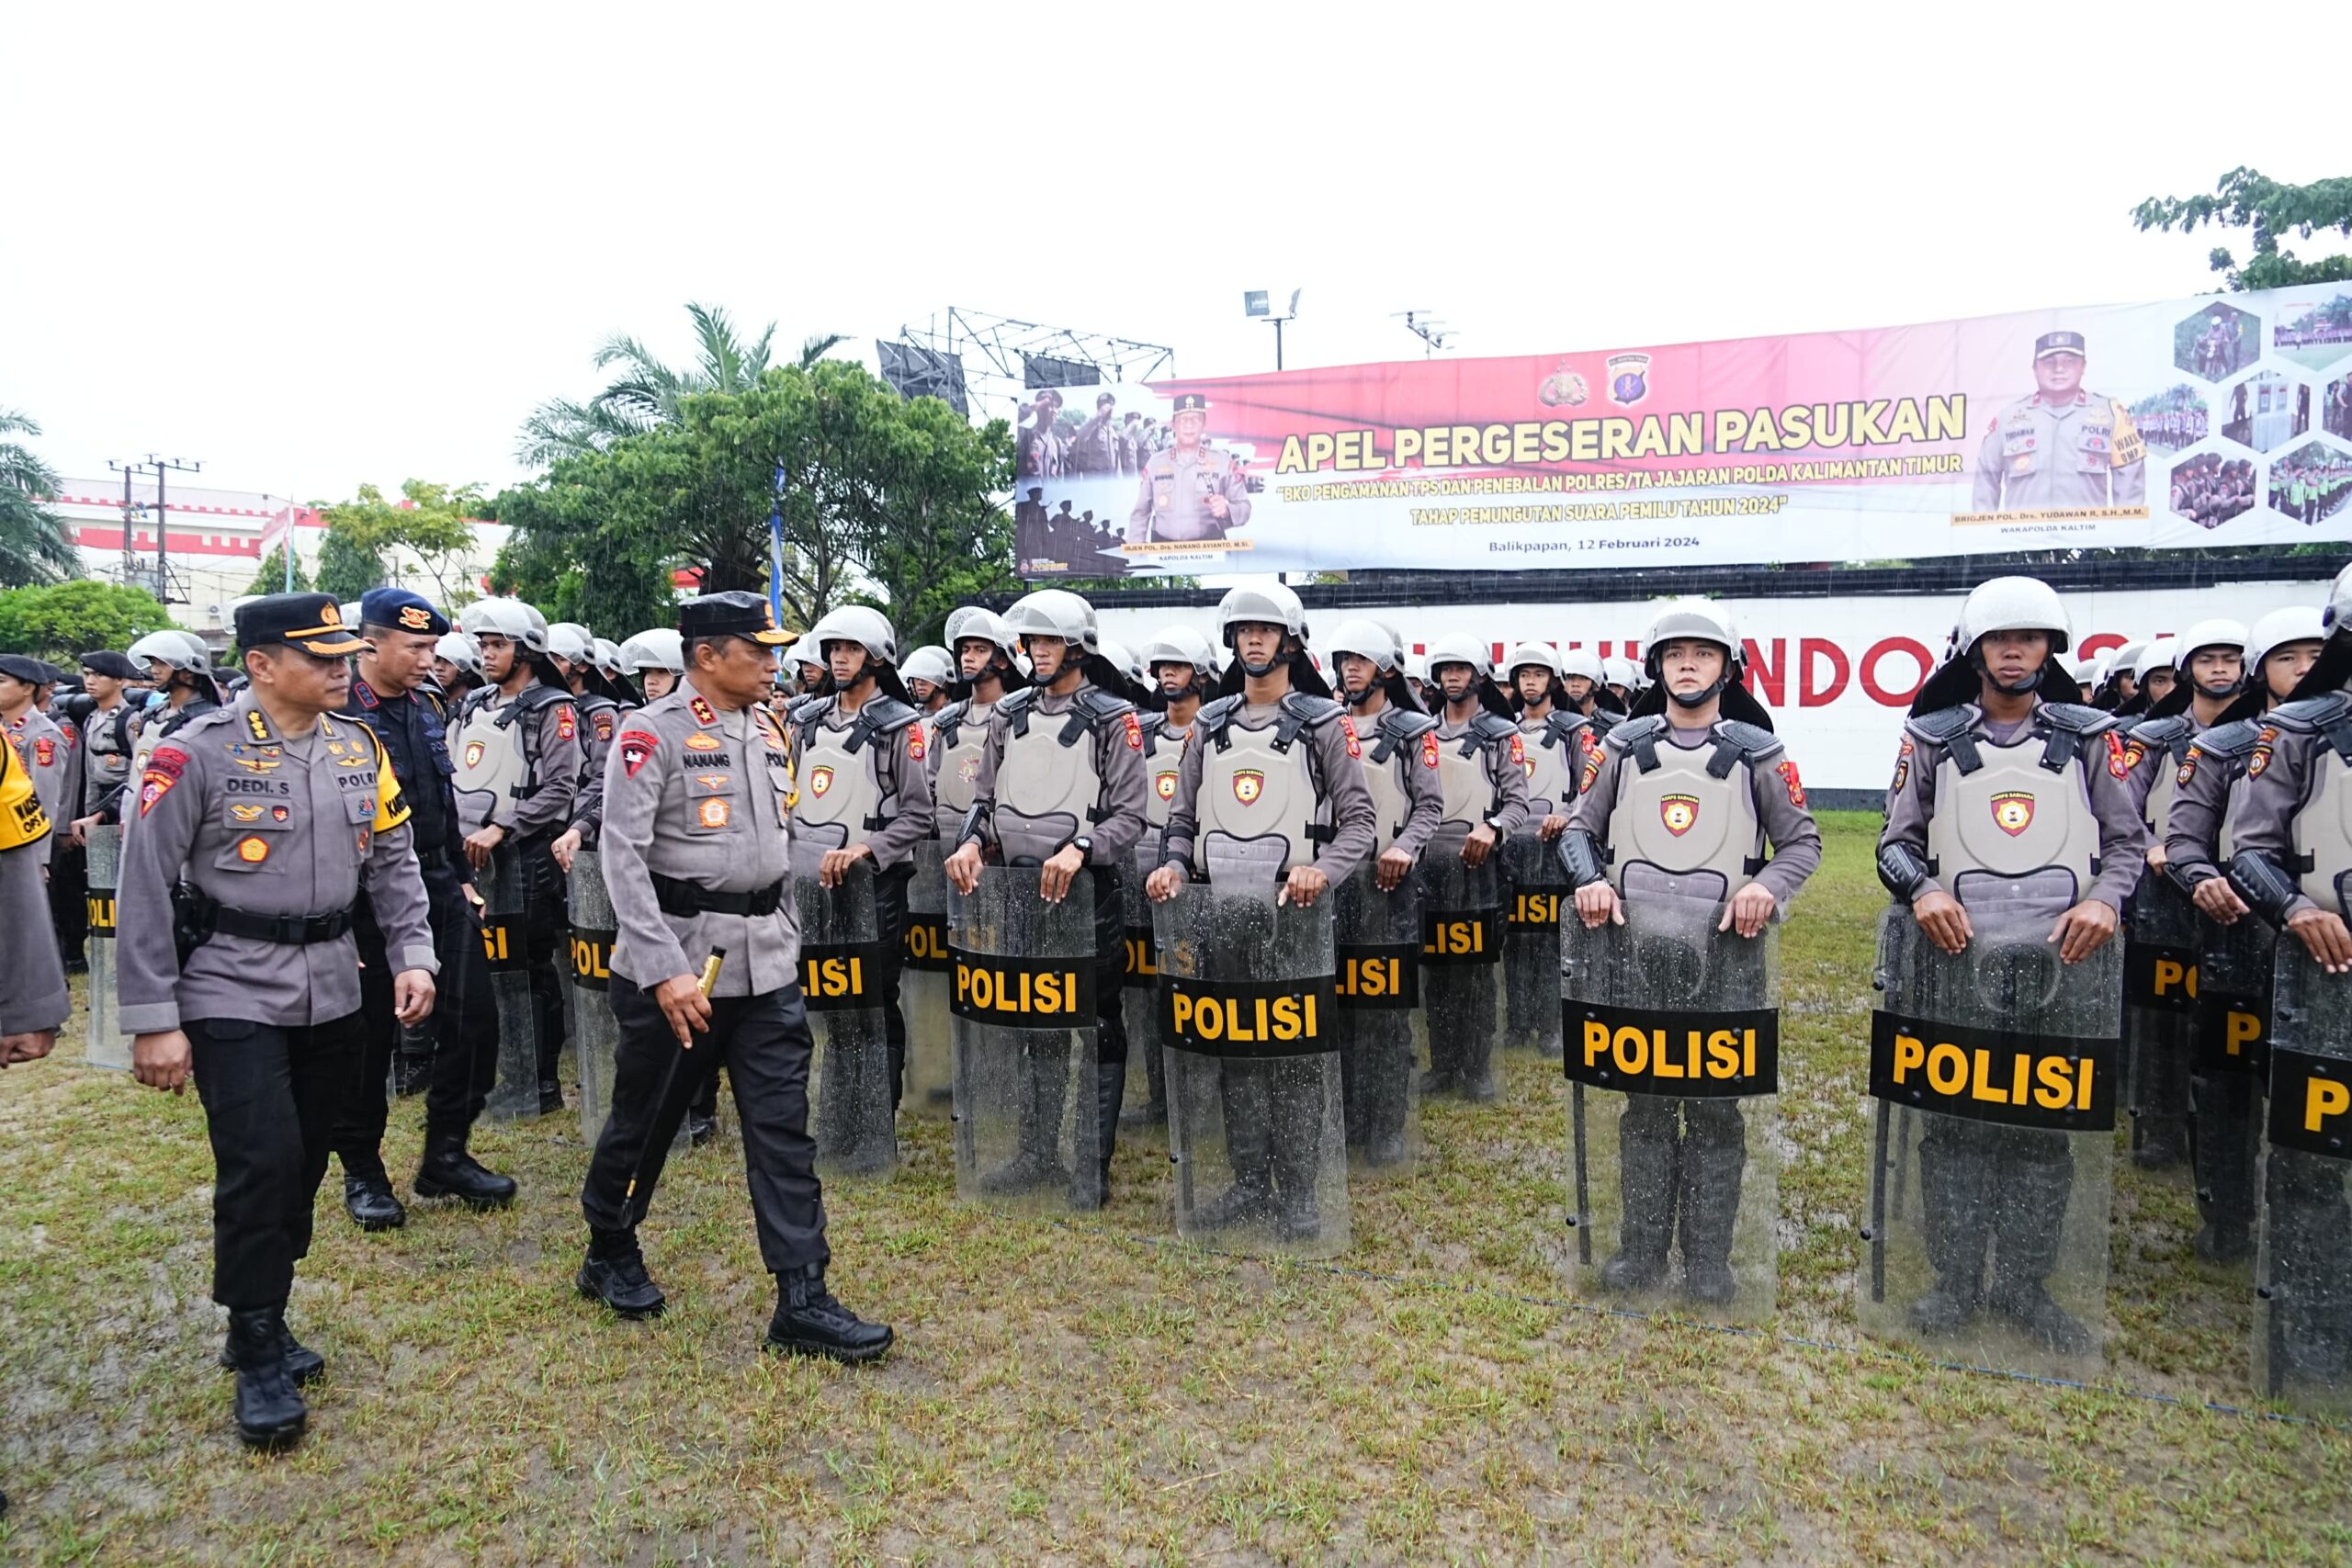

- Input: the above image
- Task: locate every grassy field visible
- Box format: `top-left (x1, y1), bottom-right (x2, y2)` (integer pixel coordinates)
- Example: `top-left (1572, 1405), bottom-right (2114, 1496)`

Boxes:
top-left (4, 810), bottom-right (2347, 1564)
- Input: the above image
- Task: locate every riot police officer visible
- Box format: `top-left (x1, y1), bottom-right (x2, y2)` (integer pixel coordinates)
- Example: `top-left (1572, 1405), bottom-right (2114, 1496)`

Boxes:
top-left (0, 704), bottom-right (66, 1063)
top-left (330, 589), bottom-right (517, 1228)
top-left (1502, 642), bottom-right (1599, 1052)
top-left (929, 610), bottom-right (1027, 840)
top-left (1124, 624), bottom-right (1220, 1128)
top-left (900, 645), bottom-right (955, 715)
top-left (575, 592), bottom-right (892, 1363)
top-left (942, 588), bottom-right (1149, 1206)
top-left (0, 655), bottom-right (68, 879)
top-left (116, 593), bottom-right (438, 1449)
top-left (1557, 647), bottom-right (1627, 728)
top-left (618, 628), bottom-right (685, 706)
top-left (431, 631), bottom-right (484, 705)
top-left (65, 650), bottom-right (141, 838)
top-left (1560, 599), bottom-right (1821, 1303)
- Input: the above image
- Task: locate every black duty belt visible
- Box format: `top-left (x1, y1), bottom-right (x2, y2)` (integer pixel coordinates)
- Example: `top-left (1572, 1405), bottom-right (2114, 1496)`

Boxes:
top-left (652, 874), bottom-right (786, 919)
top-left (209, 905), bottom-right (355, 945)
top-left (415, 844), bottom-right (451, 871)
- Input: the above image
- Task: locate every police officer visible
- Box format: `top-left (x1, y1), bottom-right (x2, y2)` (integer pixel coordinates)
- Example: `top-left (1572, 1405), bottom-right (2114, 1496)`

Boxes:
top-left (548, 621), bottom-right (633, 872)
top-left (1877, 577), bottom-right (2145, 1350)
top-left (116, 593), bottom-right (437, 1449)
top-left (1124, 624), bottom-right (1219, 1128)
top-left (1560, 600), bottom-right (1822, 1302)
top-left (451, 598), bottom-right (581, 1113)
top-left (1558, 647), bottom-right (1626, 728)
top-left (0, 704), bottom-right (66, 1065)
top-left (105, 630), bottom-right (224, 821)
top-left (330, 589), bottom-right (518, 1228)
top-left (1419, 633), bottom-right (1532, 1101)
top-left (1147, 583), bottom-right (1376, 1238)
top-left (65, 650), bottom-right (141, 841)
top-left (793, 604), bottom-right (934, 1116)
top-left (575, 591), bottom-right (893, 1364)
top-left (901, 645), bottom-right (955, 716)
top-left (1127, 393), bottom-right (1251, 546)
top-left (431, 630), bottom-right (484, 704)
top-left (1972, 332), bottom-right (2147, 512)
top-left (1503, 642), bottom-right (1600, 1050)
top-left (942, 588), bottom-right (1148, 1207)
top-left (0, 655), bottom-right (68, 882)
top-left (1324, 618), bottom-right (1444, 1165)
top-left (618, 628), bottom-right (685, 707)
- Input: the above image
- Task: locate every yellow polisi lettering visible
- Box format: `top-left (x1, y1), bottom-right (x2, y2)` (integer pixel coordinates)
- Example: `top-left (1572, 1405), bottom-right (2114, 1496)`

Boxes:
top-left (2305, 1077), bottom-right (2352, 1134)
top-left (1888, 1030), bottom-right (2095, 1113)
top-left (1339, 954), bottom-right (1401, 998)
top-left (2224, 1009), bottom-right (2262, 1057)
top-left (955, 960), bottom-right (1079, 1017)
top-left (1579, 1021), bottom-right (1759, 1087)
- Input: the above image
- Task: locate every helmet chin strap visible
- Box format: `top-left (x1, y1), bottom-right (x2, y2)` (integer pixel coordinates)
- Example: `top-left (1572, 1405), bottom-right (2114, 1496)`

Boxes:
top-left (1970, 648), bottom-right (2044, 695)
top-left (1343, 677), bottom-right (1377, 707)
top-left (1667, 677), bottom-right (1725, 709)
top-left (2196, 672), bottom-right (2243, 700)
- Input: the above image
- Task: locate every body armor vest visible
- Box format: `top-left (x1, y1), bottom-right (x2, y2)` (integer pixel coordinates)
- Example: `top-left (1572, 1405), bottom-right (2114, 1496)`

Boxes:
top-left (792, 694), bottom-right (918, 858)
top-left (2128, 713), bottom-right (2199, 839)
top-left (2190, 716), bottom-right (2265, 864)
top-left (1520, 709), bottom-right (1589, 818)
top-left (1601, 716), bottom-right (1770, 900)
top-left (452, 683), bottom-right (562, 833)
top-left (930, 697), bottom-right (995, 835)
top-left (127, 697), bottom-right (219, 784)
top-left (1142, 712), bottom-right (1192, 830)
top-left (992, 686), bottom-right (1126, 865)
top-left (1357, 705), bottom-right (1439, 855)
top-left (1431, 712), bottom-right (1517, 854)
top-left (2271, 693), bottom-right (2352, 919)
top-left (1917, 702), bottom-right (2105, 916)
top-left (1191, 694), bottom-right (1337, 878)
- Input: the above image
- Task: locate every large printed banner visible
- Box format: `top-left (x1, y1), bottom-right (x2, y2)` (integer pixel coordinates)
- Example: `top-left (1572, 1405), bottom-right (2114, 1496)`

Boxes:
top-left (1095, 581), bottom-right (2324, 795)
top-left (1013, 286), bottom-right (2352, 578)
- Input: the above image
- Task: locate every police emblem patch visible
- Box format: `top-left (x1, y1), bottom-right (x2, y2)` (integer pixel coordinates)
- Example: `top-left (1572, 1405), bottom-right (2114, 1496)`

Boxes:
top-left (1125, 713), bottom-right (1143, 751)
top-left (958, 755), bottom-right (981, 784)
top-left (907, 725), bottom-right (925, 761)
top-left (32, 737), bottom-right (54, 767)
top-left (1660, 793), bottom-right (1699, 836)
top-left (398, 604), bottom-right (434, 631)
top-left (1777, 758), bottom-right (1805, 807)
top-left (618, 730), bottom-right (659, 778)
top-left (594, 711), bottom-right (614, 743)
top-left (1155, 769), bottom-right (1178, 802)
top-left (2105, 732), bottom-right (2129, 780)
top-left (2177, 748), bottom-right (2200, 787)
top-left (809, 765), bottom-right (834, 797)
top-left (235, 835), bottom-right (271, 864)
top-left (1421, 733), bottom-right (1441, 771)
top-left (1992, 790), bottom-right (2036, 836)
top-left (555, 705), bottom-right (577, 742)
top-left (696, 796), bottom-right (730, 829)
top-left (684, 732), bottom-right (721, 752)
top-left (1340, 715), bottom-right (1361, 759)
top-left (1233, 769), bottom-right (1265, 806)
top-left (230, 803), bottom-right (264, 822)
top-left (463, 739), bottom-right (486, 769)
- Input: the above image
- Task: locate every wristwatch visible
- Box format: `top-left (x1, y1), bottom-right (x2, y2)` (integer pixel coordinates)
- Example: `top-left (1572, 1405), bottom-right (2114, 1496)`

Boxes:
top-left (1069, 835), bottom-right (1094, 861)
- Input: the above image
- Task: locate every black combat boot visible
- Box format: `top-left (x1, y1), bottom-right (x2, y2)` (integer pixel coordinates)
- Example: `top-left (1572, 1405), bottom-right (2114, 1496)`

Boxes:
top-left (1600, 1102), bottom-right (1679, 1292)
top-left (1071, 1057), bottom-right (1125, 1212)
top-left (1120, 1036), bottom-right (1168, 1130)
top-left (978, 1043), bottom-right (1071, 1196)
top-left (225, 1306), bottom-right (308, 1450)
top-left (1676, 1102), bottom-right (1747, 1306)
top-left (216, 1315), bottom-right (324, 1385)
top-left (343, 1172), bottom-right (407, 1232)
top-left (413, 1130), bottom-right (519, 1210)
top-left (763, 1264), bottom-right (894, 1364)
top-left (576, 1228), bottom-right (666, 1319)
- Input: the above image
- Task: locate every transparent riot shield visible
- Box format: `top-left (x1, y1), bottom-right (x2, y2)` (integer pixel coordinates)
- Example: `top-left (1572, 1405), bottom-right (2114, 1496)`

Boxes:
top-left (1154, 876), bottom-right (1347, 1258)
top-left (1418, 851), bottom-right (1505, 1101)
top-left (948, 863), bottom-right (1100, 1213)
top-left (1501, 831), bottom-right (1568, 1057)
top-left (481, 846), bottom-right (542, 1121)
top-left (1333, 863), bottom-right (1426, 1177)
top-left (81, 823), bottom-right (131, 1070)
top-left (792, 852), bottom-right (898, 1179)
top-left (1561, 888), bottom-right (1780, 1316)
top-left (2121, 875), bottom-right (2199, 1173)
top-left (2254, 943), bottom-right (2352, 1411)
top-left (2191, 908), bottom-right (2273, 1268)
top-left (899, 839), bottom-right (955, 1119)
top-left (1860, 901), bottom-right (2121, 1371)
top-left (1119, 843), bottom-right (1167, 1131)
top-left (568, 851), bottom-right (624, 1145)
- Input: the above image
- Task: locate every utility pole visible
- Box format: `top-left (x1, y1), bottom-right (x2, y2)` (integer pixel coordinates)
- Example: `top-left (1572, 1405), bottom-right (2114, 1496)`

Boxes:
top-left (145, 455), bottom-right (201, 604)
top-left (106, 462), bottom-right (139, 586)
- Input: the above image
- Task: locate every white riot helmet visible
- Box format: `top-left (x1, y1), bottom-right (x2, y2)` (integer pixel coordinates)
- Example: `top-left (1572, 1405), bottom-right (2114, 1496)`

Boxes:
top-left (590, 637), bottom-right (626, 675)
top-left (1503, 642), bottom-right (1564, 680)
top-left (2106, 640), bottom-right (2147, 687)
top-left (2246, 605), bottom-right (2326, 673)
top-left (128, 628), bottom-right (209, 674)
top-left (1004, 588), bottom-right (1101, 653)
top-left (339, 604), bottom-right (365, 637)
top-left (2133, 637), bottom-right (2180, 683)
top-left (1097, 639), bottom-right (1144, 690)
top-left (1602, 655), bottom-right (1641, 692)
top-left (1324, 619), bottom-right (1402, 673)
top-left (1560, 648), bottom-right (1607, 685)
top-left (469, 597), bottom-right (548, 655)
top-left (808, 604), bottom-right (898, 668)
top-left (617, 628), bottom-right (684, 676)
top-left (1424, 632), bottom-right (1488, 677)
top-left (899, 645), bottom-right (955, 690)
top-left (455, 600), bottom-right (500, 636)
top-left (786, 634), bottom-right (823, 672)
top-left (433, 630), bottom-right (484, 679)
top-left (1141, 625), bottom-right (1221, 681)
top-left (547, 621), bottom-right (597, 665)
top-left (949, 608), bottom-right (1020, 662)
top-left (2174, 620), bottom-right (2247, 700)
top-left (1215, 581), bottom-right (1308, 647)
top-left (1643, 598), bottom-right (1743, 678)
top-left (2326, 562), bottom-right (2352, 641)
top-left (1955, 577), bottom-right (2073, 658)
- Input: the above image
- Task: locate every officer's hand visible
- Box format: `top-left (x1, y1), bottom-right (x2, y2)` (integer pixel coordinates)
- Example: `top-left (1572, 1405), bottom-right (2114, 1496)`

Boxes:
top-left (2050, 898), bottom-right (2120, 964)
top-left (1463, 824), bottom-right (1498, 867)
top-left (653, 973), bottom-right (713, 1047)
top-left (0, 1030), bottom-right (57, 1066)
top-left (1147, 863), bottom-right (1185, 902)
top-left (551, 826), bottom-right (582, 874)
top-left (1574, 881), bottom-right (1623, 930)
top-left (1039, 843), bottom-right (1085, 904)
top-left (819, 843), bottom-right (872, 889)
top-left (1538, 814), bottom-right (1570, 843)
top-left (1375, 845), bottom-right (1415, 892)
top-left (944, 841), bottom-right (984, 896)
top-left (1206, 494), bottom-right (1230, 520)
top-left (463, 823), bottom-right (505, 871)
top-left (1720, 882), bottom-right (1778, 939)
top-left (2145, 843), bottom-right (2169, 873)
top-left (2192, 876), bottom-right (2249, 924)
top-left (392, 969), bottom-right (436, 1025)
top-left (1912, 890), bottom-right (1973, 955)
top-left (69, 813), bottom-right (96, 847)
top-left (132, 1029), bottom-right (193, 1094)
top-left (2288, 908), bottom-right (2352, 975)
top-left (1280, 864), bottom-right (1329, 908)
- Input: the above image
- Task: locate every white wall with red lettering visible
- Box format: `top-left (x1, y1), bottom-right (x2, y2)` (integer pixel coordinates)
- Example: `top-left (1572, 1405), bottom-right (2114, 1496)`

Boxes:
top-left (1097, 581), bottom-right (2325, 801)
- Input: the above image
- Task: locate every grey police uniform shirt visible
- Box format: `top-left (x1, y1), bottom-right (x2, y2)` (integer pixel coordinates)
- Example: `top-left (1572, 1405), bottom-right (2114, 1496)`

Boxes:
top-left (2162, 718), bottom-right (2254, 886)
top-left (1382, 710), bottom-right (1449, 862)
top-left (1879, 705), bottom-right (2148, 910)
top-left (6, 707), bottom-right (68, 869)
top-left (598, 678), bottom-right (800, 998)
top-left (1971, 389), bottom-right (2147, 511)
top-left (114, 693), bottom-right (438, 1033)
top-left (1156, 698), bottom-right (1381, 883)
top-left (2226, 716), bottom-right (2340, 923)
top-left (966, 682), bottom-right (1149, 867)
top-left (1434, 712), bottom-right (1535, 837)
top-left (0, 737), bottom-right (66, 1035)
top-left (1126, 444), bottom-right (1252, 544)
top-left (2123, 712), bottom-right (2209, 818)
top-left (78, 699), bottom-right (137, 817)
top-left (1566, 720), bottom-right (1824, 907)
top-left (803, 695), bottom-right (934, 870)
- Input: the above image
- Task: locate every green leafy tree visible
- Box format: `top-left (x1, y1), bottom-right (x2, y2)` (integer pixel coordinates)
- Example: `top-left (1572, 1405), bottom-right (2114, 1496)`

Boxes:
top-left (314, 525), bottom-right (386, 604)
top-left (0, 580), bottom-right (173, 660)
top-left (313, 480), bottom-right (484, 608)
top-left (0, 408), bottom-right (79, 588)
top-left (244, 542), bottom-right (311, 596)
top-left (2133, 168), bottom-right (2352, 291)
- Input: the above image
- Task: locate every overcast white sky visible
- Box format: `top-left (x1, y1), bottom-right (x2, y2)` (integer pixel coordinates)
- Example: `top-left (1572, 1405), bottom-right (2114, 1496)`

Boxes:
top-left (5, 3), bottom-right (2342, 504)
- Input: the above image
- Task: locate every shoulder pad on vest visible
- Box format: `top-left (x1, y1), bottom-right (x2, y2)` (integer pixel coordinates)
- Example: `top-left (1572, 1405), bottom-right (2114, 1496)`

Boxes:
top-left (1606, 713), bottom-right (1667, 750)
top-left (178, 706), bottom-right (237, 739)
top-left (1073, 686), bottom-right (1135, 726)
top-left (994, 686), bottom-right (1039, 719)
top-left (859, 696), bottom-right (921, 735)
top-left (1278, 692), bottom-right (1344, 728)
top-left (1469, 711), bottom-right (1520, 745)
top-left (1541, 711), bottom-right (1589, 748)
top-left (936, 697), bottom-right (973, 727)
top-left (785, 693), bottom-right (827, 723)
top-left (1713, 719), bottom-right (1783, 761)
top-left (2193, 717), bottom-right (2265, 758)
top-left (1375, 706), bottom-right (1439, 743)
top-left (1587, 709), bottom-right (1620, 739)
top-left (2126, 713), bottom-right (2192, 747)
top-left (1196, 694), bottom-right (1245, 735)
top-left (2037, 701), bottom-right (2116, 737)
top-left (2267, 691), bottom-right (2352, 734)
top-left (1904, 705), bottom-right (1980, 746)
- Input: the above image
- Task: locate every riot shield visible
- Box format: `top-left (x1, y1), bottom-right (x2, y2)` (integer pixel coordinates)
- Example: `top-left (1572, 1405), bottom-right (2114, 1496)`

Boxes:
top-left (791, 849), bottom-right (898, 1179)
top-left (2254, 943), bottom-right (2352, 1411)
top-left (568, 851), bottom-right (625, 1146)
top-left (899, 839), bottom-right (955, 1119)
top-left (2121, 875), bottom-right (2199, 1172)
top-left (1333, 863), bottom-right (1426, 1176)
top-left (1418, 850), bottom-right (1505, 1101)
top-left (948, 863), bottom-right (1100, 1213)
top-left (2191, 907), bottom-right (2273, 1266)
top-left (1561, 888), bottom-right (1780, 1315)
top-left (82, 824), bottom-right (131, 1070)
top-left (481, 846), bottom-right (542, 1121)
top-left (1501, 831), bottom-right (1568, 1056)
top-left (1119, 843), bottom-right (1167, 1130)
top-left (1860, 902), bottom-right (2121, 1371)
top-left (1153, 876), bottom-right (1347, 1257)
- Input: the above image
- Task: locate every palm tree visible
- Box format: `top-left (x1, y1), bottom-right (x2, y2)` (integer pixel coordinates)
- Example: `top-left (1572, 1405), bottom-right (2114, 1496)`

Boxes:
top-left (516, 303), bottom-right (851, 467)
top-left (0, 409), bottom-right (77, 588)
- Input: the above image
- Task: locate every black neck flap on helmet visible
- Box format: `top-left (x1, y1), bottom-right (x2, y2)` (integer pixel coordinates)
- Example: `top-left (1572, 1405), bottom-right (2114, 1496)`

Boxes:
top-left (1508, 675), bottom-right (1573, 715)
top-left (2145, 675), bottom-right (2198, 720)
top-left (2288, 636), bottom-right (2352, 703)
top-left (1216, 648), bottom-right (1330, 701)
top-left (1627, 674), bottom-right (1775, 730)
